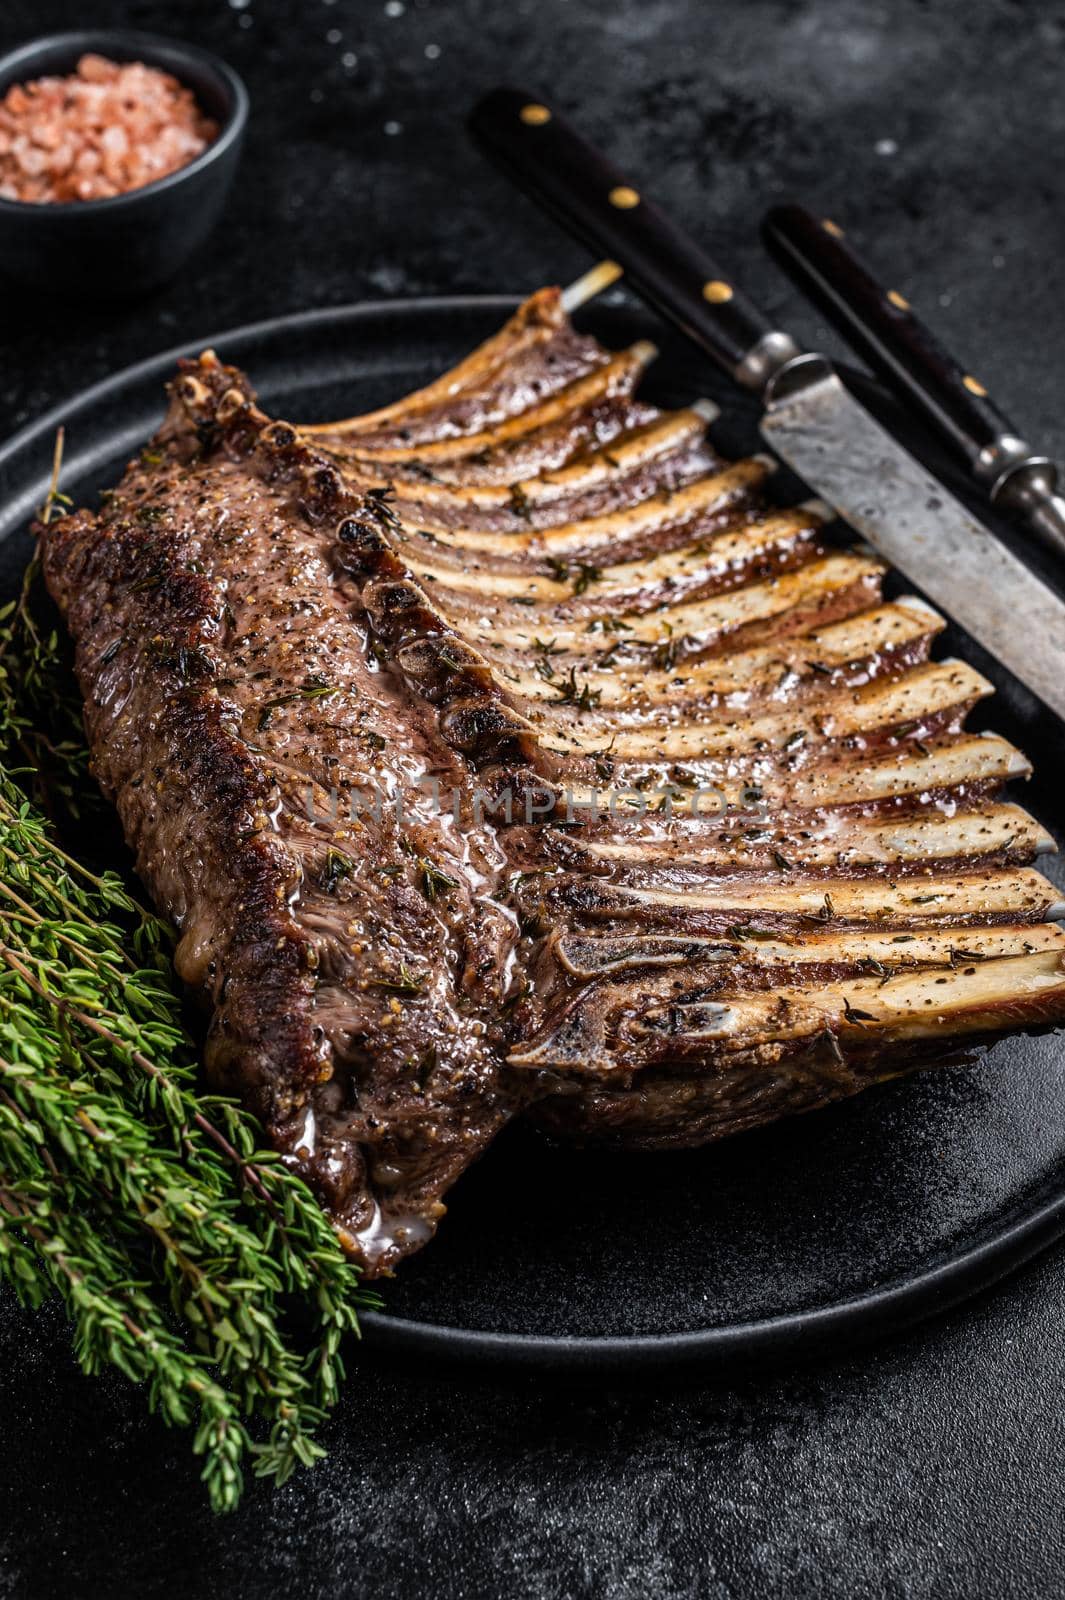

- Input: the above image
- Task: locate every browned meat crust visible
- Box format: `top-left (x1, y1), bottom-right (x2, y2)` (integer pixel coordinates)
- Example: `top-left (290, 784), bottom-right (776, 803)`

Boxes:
top-left (41, 355), bottom-right (539, 1272)
top-left (42, 287), bottom-right (1065, 1271)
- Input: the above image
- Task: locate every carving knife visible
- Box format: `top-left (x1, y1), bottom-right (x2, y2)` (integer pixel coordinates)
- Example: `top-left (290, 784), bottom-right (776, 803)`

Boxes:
top-left (470, 87), bottom-right (1065, 721)
top-left (762, 202), bottom-right (1065, 565)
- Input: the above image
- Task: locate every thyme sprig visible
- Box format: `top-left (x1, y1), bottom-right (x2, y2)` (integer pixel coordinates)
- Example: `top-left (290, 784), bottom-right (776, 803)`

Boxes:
top-left (0, 550), bottom-right (377, 1511)
top-left (0, 555), bottom-right (97, 827)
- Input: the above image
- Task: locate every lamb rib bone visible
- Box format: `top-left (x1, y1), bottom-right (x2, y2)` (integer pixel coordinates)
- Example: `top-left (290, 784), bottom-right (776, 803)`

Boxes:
top-left (40, 285), bottom-right (1065, 1272)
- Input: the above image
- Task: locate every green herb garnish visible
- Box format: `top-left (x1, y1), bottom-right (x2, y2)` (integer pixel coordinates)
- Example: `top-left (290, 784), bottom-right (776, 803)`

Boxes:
top-left (368, 962), bottom-right (428, 995)
top-left (420, 859), bottom-right (459, 902)
top-left (0, 540), bottom-right (376, 1514)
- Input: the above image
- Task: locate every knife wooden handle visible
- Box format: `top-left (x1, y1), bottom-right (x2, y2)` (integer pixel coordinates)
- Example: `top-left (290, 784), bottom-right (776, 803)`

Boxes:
top-left (470, 87), bottom-right (797, 389)
top-left (762, 202), bottom-right (1025, 484)
top-left (764, 203), bottom-right (1065, 560)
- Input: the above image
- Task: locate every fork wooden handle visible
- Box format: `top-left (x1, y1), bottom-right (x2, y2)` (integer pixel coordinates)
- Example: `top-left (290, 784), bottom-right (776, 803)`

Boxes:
top-left (762, 202), bottom-right (1025, 485)
top-left (470, 86), bottom-right (798, 389)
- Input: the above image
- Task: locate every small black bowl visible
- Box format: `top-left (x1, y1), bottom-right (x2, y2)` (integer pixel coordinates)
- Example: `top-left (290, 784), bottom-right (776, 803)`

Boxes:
top-left (0, 30), bottom-right (248, 298)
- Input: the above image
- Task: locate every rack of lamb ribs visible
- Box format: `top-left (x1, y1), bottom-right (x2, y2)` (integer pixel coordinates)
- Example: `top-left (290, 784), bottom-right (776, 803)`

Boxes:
top-left (42, 287), bottom-right (1065, 1274)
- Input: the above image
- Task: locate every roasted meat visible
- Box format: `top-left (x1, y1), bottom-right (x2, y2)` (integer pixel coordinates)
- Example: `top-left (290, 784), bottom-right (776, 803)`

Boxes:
top-left (41, 358), bottom-right (528, 1269)
top-left (43, 288), bottom-right (1065, 1273)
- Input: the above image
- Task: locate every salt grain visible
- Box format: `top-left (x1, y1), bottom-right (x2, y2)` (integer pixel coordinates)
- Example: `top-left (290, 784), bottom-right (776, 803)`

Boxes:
top-left (0, 54), bottom-right (217, 204)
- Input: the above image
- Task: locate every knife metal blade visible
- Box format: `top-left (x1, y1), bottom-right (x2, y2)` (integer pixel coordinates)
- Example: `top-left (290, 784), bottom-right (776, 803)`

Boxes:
top-left (469, 87), bottom-right (1065, 719)
top-left (762, 203), bottom-right (1065, 567)
top-left (760, 359), bottom-right (1065, 721)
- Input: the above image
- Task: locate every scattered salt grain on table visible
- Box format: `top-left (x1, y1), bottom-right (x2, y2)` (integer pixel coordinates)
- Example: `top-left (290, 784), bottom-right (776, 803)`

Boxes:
top-left (0, 53), bottom-right (218, 204)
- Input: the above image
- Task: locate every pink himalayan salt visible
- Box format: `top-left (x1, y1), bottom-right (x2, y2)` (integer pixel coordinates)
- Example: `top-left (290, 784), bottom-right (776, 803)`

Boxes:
top-left (0, 53), bottom-right (218, 204)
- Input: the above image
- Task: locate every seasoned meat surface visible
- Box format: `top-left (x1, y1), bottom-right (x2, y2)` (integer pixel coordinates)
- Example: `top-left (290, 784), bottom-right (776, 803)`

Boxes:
top-left (44, 288), bottom-right (1065, 1272)
top-left (42, 355), bottom-right (534, 1271)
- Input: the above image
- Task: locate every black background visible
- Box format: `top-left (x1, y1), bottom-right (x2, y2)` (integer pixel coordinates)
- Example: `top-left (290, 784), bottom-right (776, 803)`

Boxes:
top-left (2, 1), bottom-right (1065, 1595)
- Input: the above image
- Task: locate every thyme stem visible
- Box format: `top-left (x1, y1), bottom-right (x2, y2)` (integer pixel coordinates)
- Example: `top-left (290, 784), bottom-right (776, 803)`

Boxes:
top-left (0, 546), bottom-right (377, 1510)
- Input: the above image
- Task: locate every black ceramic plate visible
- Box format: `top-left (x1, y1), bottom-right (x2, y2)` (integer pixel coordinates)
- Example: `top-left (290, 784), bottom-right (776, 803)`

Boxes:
top-left (2, 296), bottom-right (1064, 1371)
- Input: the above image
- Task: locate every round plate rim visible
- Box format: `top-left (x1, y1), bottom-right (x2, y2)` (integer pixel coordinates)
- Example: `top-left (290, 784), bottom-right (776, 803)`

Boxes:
top-left (358, 1185), bottom-right (1065, 1367)
top-left (0, 295), bottom-right (524, 482)
top-left (3, 293), bottom-right (1064, 1371)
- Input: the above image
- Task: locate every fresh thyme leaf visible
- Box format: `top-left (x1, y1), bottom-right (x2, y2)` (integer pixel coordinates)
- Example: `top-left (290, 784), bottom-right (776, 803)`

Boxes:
top-left (365, 484), bottom-right (401, 529)
top-left (551, 665), bottom-right (601, 712)
top-left (585, 616), bottom-right (632, 636)
top-left (532, 637), bottom-right (564, 683)
top-left (950, 946), bottom-right (987, 967)
top-left (39, 429), bottom-right (69, 527)
top-left (368, 962), bottom-right (428, 995)
top-left (258, 678), bottom-right (339, 728)
top-left (508, 483), bottom-right (532, 523)
top-left (821, 1027), bottom-right (845, 1064)
top-left (546, 558), bottom-right (602, 596)
top-left (0, 554), bottom-right (376, 1513)
top-left (419, 859), bottom-right (459, 902)
top-left (804, 892), bottom-right (835, 923)
top-left (0, 553), bottom-right (100, 827)
top-left (652, 625), bottom-right (681, 672)
top-left (320, 849), bottom-right (355, 894)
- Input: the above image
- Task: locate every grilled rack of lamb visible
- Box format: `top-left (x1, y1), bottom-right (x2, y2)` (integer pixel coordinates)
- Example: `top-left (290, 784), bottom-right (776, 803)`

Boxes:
top-left (42, 288), bottom-right (1065, 1274)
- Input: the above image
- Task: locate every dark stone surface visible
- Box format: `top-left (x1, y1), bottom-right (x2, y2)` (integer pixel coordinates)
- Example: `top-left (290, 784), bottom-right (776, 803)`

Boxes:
top-left (0, 0), bottom-right (1063, 1594)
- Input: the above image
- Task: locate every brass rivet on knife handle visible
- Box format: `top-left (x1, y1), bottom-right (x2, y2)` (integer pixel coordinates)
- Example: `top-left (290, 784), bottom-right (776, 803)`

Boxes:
top-left (763, 201), bottom-right (1028, 482)
top-left (768, 197), bottom-right (1065, 568)
top-left (703, 280), bottom-right (734, 304)
top-left (519, 103), bottom-right (551, 125)
top-left (470, 87), bottom-right (790, 385)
